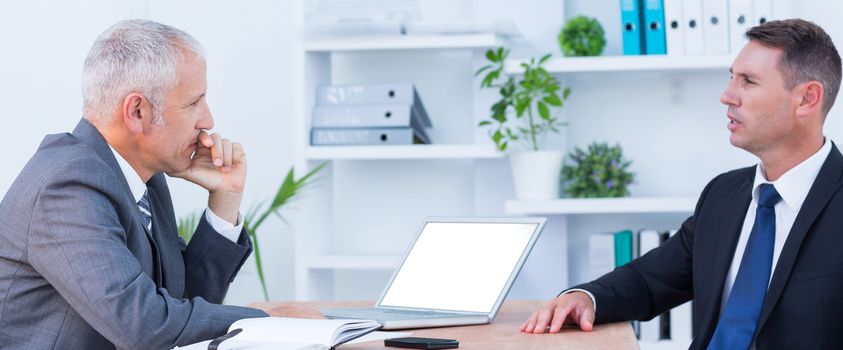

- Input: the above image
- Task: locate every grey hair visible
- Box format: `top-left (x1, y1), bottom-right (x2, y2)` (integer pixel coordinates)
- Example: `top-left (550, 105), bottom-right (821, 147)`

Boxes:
top-left (81, 19), bottom-right (205, 125)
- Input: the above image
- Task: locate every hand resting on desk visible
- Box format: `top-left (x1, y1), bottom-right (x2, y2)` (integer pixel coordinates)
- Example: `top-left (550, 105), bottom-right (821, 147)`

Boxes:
top-left (247, 302), bottom-right (325, 319)
top-left (520, 291), bottom-right (595, 334)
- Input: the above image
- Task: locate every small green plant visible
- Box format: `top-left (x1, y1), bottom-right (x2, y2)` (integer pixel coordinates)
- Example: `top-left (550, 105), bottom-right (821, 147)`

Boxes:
top-left (558, 16), bottom-right (606, 57)
top-left (561, 142), bottom-right (634, 198)
top-left (476, 47), bottom-right (570, 151)
top-left (178, 163), bottom-right (326, 301)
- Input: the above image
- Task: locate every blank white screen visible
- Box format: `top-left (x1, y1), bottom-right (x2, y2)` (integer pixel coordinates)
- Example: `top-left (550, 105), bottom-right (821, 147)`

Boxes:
top-left (379, 222), bottom-right (537, 313)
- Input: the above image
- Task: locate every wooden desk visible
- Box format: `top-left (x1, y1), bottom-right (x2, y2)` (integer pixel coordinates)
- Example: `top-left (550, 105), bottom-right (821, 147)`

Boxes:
top-left (269, 301), bottom-right (638, 349)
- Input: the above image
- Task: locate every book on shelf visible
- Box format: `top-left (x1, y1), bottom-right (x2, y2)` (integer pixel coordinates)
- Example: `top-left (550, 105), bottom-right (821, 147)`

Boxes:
top-left (172, 317), bottom-right (397, 350)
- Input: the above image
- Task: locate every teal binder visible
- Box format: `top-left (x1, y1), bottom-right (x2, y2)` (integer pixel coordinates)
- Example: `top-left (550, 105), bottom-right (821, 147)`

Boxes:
top-left (620, 0), bottom-right (645, 55)
top-left (614, 229), bottom-right (634, 267)
top-left (643, 0), bottom-right (667, 55)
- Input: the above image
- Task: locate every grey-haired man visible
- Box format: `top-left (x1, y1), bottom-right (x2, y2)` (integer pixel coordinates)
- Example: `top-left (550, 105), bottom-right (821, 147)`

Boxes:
top-left (0, 19), bottom-right (319, 349)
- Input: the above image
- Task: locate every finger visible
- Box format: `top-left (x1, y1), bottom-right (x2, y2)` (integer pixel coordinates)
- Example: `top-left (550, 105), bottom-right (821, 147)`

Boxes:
top-left (211, 133), bottom-right (224, 167)
top-left (549, 305), bottom-right (570, 333)
top-left (577, 304), bottom-right (595, 332)
top-left (522, 310), bottom-right (539, 333)
top-left (198, 130), bottom-right (213, 148)
top-left (222, 139), bottom-right (232, 169)
top-left (532, 308), bottom-right (553, 334)
top-left (232, 142), bottom-right (245, 166)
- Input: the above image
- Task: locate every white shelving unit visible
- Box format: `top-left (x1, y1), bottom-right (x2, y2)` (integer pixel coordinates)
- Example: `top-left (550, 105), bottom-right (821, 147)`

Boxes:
top-left (305, 144), bottom-right (502, 160)
top-left (304, 33), bottom-right (506, 52)
top-left (292, 21), bottom-right (510, 300)
top-left (505, 197), bottom-right (697, 215)
top-left (505, 54), bottom-right (735, 74)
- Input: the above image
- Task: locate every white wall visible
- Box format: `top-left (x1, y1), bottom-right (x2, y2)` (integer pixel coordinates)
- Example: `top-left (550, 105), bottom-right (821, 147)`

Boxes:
top-left (3, 0), bottom-right (843, 304)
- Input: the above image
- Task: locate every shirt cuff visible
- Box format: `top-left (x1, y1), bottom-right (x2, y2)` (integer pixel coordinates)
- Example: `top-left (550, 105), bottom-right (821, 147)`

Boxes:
top-left (204, 208), bottom-right (244, 243)
top-left (562, 288), bottom-right (597, 314)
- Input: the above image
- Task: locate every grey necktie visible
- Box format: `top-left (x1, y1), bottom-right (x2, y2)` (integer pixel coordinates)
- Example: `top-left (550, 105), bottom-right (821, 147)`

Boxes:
top-left (138, 189), bottom-right (152, 233)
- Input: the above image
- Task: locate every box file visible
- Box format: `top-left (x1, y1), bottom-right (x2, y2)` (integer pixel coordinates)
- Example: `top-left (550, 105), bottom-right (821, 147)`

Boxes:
top-left (729, 0), bottom-right (753, 54)
top-left (702, 0), bottom-right (730, 55)
top-left (311, 127), bottom-right (429, 146)
top-left (312, 104), bottom-right (426, 129)
top-left (620, 0), bottom-right (645, 55)
top-left (316, 83), bottom-right (432, 127)
top-left (643, 0), bottom-right (667, 55)
top-left (665, 0), bottom-right (685, 56)
top-left (682, 0), bottom-right (705, 55)
top-left (754, 0), bottom-right (772, 26)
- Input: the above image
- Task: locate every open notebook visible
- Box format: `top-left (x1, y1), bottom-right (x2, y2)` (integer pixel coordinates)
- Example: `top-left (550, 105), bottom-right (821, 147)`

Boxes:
top-left (172, 317), bottom-right (407, 350)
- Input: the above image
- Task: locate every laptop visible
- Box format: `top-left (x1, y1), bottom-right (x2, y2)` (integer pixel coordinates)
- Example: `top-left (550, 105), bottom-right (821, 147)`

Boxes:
top-left (321, 217), bottom-right (546, 330)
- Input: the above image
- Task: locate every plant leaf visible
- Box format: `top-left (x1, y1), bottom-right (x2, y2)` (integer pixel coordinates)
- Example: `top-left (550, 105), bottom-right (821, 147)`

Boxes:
top-left (537, 101), bottom-right (550, 120)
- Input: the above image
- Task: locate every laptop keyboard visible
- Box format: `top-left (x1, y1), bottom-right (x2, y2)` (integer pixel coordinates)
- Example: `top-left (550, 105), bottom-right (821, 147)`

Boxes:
top-left (324, 307), bottom-right (467, 320)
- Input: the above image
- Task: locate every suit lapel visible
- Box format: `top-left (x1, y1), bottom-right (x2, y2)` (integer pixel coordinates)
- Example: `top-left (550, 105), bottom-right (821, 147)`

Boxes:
top-left (698, 174), bottom-right (753, 342)
top-left (756, 144), bottom-right (843, 332)
top-left (73, 118), bottom-right (162, 282)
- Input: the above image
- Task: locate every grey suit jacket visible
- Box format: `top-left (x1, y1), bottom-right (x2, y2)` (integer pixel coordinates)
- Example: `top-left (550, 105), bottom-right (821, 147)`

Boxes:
top-left (0, 119), bottom-right (266, 349)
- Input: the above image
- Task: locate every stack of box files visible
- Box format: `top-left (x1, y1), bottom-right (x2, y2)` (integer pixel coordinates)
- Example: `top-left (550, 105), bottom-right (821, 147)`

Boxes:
top-left (310, 83), bottom-right (432, 146)
top-left (620, 0), bottom-right (779, 56)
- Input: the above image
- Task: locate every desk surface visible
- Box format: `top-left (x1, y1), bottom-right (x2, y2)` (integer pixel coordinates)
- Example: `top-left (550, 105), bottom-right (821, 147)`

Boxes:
top-left (272, 300), bottom-right (638, 349)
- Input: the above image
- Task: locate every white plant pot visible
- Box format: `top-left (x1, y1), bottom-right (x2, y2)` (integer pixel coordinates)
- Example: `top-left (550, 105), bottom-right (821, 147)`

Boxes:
top-left (509, 150), bottom-right (564, 200)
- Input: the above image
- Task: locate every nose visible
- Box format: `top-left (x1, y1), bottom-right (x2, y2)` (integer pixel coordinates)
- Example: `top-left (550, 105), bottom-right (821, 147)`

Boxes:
top-left (197, 104), bottom-right (214, 130)
top-left (720, 79), bottom-right (739, 107)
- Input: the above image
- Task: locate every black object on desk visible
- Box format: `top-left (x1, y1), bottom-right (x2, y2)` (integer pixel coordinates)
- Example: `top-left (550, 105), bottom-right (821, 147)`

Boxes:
top-left (385, 337), bottom-right (459, 349)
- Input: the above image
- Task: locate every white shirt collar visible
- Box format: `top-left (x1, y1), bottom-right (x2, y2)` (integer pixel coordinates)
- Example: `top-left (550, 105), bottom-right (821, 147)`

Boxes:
top-left (108, 145), bottom-right (147, 204)
top-left (752, 138), bottom-right (832, 211)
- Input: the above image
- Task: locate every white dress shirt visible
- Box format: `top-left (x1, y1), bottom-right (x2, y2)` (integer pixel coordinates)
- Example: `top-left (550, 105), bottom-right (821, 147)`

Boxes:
top-left (721, 138), bottom-right (831, 311)
top-left (109, 146), bottom-right (244, 242)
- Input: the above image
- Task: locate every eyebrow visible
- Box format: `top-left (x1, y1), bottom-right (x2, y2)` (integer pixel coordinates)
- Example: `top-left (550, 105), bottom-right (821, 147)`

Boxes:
top-left (729, 68), bottom-right (760, 80)
top-left (186, 93), bottom-right (205, 106)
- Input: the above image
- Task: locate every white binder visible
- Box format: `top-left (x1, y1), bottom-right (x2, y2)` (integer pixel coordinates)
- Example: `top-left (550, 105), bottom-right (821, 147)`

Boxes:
top-left (682, 0), bottom-right (705, 55)
top-left (754, 0), bottom-right (773, 26)
top-left (665, 0), bottom-right (685, 56)
top-left (702, 0), bottom-right (730, 55)
top-left (310, 127), bottom-right (429, 146)
top-left (729, 0), bottom-right (754, 54)
top-left (312, 104), bottom-right (420, 128)
top-left (316, 83), bottom-right (432, 127)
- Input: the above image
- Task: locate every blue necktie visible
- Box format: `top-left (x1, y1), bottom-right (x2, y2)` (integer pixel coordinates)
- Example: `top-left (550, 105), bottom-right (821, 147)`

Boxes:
top-left (707, 183), bottom-right (781, 350)
top-left (138, 189), bottom-right (152, 233)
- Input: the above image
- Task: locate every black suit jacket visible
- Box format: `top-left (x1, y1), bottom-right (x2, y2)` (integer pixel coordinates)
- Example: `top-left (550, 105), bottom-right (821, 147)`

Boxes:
top-left (575, 144), bottom-right (843, 349)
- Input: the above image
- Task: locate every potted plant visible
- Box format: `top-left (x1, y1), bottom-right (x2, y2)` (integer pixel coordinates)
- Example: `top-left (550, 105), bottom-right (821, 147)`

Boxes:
top-left (558, 16), bottom-right (606, 57)
top-left (476, 47), bottom-right (571, 199)
top-left (561, 142), bottom-right (635, 198)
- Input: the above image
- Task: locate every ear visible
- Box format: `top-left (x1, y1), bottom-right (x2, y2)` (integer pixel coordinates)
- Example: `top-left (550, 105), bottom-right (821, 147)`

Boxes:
top-left (121, 93), bottom-right (151, 134)
top-left (795, 81), bottom-right (824, 119)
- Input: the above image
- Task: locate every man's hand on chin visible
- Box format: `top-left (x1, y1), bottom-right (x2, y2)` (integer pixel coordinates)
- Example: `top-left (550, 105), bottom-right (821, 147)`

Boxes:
top-left (168, 130), bottom-right (246, 224)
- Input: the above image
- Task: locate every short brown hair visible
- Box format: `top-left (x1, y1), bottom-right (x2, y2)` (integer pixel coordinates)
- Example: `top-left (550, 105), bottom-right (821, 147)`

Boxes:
top-left (746, 19), bottom-right (842, 116)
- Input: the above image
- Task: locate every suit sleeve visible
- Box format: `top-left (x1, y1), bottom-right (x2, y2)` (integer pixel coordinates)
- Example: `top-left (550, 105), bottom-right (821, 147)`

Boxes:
top-left (27, 159), bottom-right (265, 350)
top-left (182, 215), bottom-right (254, 303)
top-left (570, 174), bottom-right (722, 324)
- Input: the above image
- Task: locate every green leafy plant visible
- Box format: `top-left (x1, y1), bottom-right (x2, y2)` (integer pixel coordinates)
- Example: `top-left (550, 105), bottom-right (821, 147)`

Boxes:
top-left (561, 142), bottom-right (634, 198)
top-left (558, 16), bottom-right (606, 57)
top-left (178, 163), bottom-right (326, 301)
top-left (476, 47), bottom-right (570, 151)
top-left (177, 212), bottom-right (200, 243)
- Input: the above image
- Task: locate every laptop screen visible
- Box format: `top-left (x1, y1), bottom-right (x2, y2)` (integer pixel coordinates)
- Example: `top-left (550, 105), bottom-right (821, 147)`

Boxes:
top-left (378, 220), bottom-right (541, 314)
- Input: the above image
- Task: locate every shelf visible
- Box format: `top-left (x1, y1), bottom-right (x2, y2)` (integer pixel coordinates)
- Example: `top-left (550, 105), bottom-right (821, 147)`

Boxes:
top-left (304, 33), bottom-right (505, 52)
top-left (505, 197), bottom-right (696, 215)
top-left (305, 144), bottom-right (504, 160)
top-left (306, 254), bottom-right (402, 270)
top-left (505, 55), bottom-right (734, 74)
